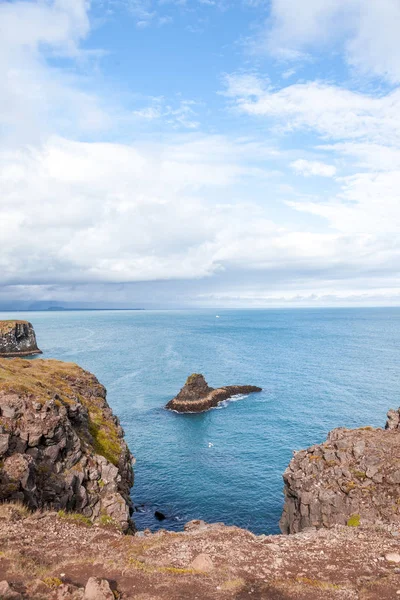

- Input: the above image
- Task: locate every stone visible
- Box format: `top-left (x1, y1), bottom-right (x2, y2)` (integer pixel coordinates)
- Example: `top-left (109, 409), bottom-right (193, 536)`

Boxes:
top-left (0, 434), bottom-right (10, 456)
top-left (0, 321), bottom-right (42, 357)
top-left (385, 553), bottom-right (400, 563)
top-left (154, 510), bottom-right (166, 521)
top-left (190, 553), bottom-right (214, 572)
top-left (166, 373), bottom-right (262, 413)
top-left (83, 577), bottom-right (114, 600)
top-left (0, 580), bottom-right (22, 599)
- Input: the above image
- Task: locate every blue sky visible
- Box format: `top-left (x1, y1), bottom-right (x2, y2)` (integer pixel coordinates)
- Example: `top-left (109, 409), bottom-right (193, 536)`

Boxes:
top-left (1, 0), bottom-right (400, 308)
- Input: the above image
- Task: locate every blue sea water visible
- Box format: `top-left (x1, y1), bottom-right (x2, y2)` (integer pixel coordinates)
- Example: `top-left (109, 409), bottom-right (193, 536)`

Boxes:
top-left (1, 308), bottom-right (399, 534)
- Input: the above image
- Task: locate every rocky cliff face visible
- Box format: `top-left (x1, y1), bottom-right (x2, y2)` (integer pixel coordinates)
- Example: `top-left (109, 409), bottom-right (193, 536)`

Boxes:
top-left (0, 358), bottom-right (134, 532)
top-left (166, 373), bottom-right (262, 413)
top-left (280, 410), bottom-right (400, 534)
top-left (0, 321), bottom-right (42, 357)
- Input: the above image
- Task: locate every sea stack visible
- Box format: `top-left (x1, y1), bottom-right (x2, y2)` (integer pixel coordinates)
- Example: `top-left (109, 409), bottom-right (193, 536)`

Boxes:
top-left (166, 373), bottom-right (262, 413)
top-left (0, 320), bottom-right (42, 357)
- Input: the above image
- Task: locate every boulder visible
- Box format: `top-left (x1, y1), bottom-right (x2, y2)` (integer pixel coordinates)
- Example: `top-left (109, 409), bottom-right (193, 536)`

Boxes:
top-left (0, 581), bottom-right (22, 599)
top-left (0, 321), bottom-right (42, 357)
top-left (83, 578), bottom-right (114, 600)
top-left (190, 553), bottom-right (214, 572)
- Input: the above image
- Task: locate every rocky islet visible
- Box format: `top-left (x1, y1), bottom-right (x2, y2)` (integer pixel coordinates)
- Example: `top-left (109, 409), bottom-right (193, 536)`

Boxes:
top-left (165, 373), bottom-right (262, 413)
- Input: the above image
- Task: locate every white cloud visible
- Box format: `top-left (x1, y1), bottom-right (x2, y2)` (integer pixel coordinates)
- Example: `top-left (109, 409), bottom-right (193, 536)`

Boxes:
top-left (224, 75), bottom-right (400, 144)
top-left (265, 0), bottom-right (400, 83)
top-left (291, 159), bottom-right (336, 178)
top-left (225, 72), bottom-right (400, 238)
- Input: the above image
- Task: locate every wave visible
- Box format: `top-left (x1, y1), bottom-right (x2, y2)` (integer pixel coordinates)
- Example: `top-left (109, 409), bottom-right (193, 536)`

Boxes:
top-left (213, 393), bottom-right (250, 410)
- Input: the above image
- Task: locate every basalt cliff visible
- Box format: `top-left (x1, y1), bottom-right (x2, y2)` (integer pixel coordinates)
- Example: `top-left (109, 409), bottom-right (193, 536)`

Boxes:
top-left (0, 358), bottom-right (134, 533)
top-left (165, 373), bottom-right (262, 413)
top-left (280, 408), bottom-right (400, 534)
top-left (0, 321), bottom-right (42, 357)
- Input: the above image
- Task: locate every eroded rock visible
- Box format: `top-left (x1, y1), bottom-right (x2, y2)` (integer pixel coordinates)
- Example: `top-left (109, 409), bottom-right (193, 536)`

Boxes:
top-left (0, 321), bottom-right (42, 357)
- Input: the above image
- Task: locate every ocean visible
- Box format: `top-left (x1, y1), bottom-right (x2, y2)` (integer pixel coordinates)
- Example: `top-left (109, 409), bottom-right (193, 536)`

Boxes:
top-left (1, 308), bottom-right (399, 534)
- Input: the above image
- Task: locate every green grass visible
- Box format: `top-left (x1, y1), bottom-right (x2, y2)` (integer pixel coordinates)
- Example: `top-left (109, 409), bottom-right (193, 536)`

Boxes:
top-left (347, 514), bottom-right (361, 527)
top-left (57, 510), bottom-right (92, 527)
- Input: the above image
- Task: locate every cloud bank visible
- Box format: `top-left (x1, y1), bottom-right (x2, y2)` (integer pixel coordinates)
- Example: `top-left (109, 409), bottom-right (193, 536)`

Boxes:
top-left (0, 0), bottom-right (399, 307)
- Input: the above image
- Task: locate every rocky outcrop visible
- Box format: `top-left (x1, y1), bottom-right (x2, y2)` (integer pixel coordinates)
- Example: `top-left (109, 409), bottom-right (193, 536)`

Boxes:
top-left (0, 320), bottom-right (42, 357)
top-left (0, 358), bottom-right (134, 532)
top-left (280, 409), bottom-right (400, 534)
top-left (165, 373), bottom-right (262, 413)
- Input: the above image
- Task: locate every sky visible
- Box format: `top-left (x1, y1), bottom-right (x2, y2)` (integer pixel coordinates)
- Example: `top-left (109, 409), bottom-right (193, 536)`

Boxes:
top-left (1, 0), bottom-right (400, 308)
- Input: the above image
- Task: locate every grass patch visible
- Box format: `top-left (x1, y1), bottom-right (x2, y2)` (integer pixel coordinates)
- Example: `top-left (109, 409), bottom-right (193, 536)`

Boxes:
top-left (42, 577), bottom-right (62, 589)
top-left (57, 510), bottom-right (92, 527)
top-left (88, 407), bottom-right (121, 466)
top-left (347, 513), bottom-right (361, 527)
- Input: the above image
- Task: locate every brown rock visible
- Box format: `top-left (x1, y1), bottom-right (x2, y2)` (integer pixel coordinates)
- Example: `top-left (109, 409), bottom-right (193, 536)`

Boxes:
top-left (83, 577), bottom-right (114, 600)
top-left (190, 553), bottom-right (214, 572)
top-left (0, 580), bottom-right (22, 599)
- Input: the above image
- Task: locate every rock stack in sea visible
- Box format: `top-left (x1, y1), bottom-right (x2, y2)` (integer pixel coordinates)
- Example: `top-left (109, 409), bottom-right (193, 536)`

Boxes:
top-left (280, 409), bottom-right (400, 534)
top-left (165, 373), bottom-right (262, 413)
top-left (0, 358), bottom-right (134, 532)
top-left (0, 320), bottom-right (42, 357)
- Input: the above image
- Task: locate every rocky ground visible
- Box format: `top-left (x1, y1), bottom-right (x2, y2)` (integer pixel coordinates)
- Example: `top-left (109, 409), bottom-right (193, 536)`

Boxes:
top-left (165, 374), bottom-right (262, 413)
top-left (1, 503), bottom-right (400, 599)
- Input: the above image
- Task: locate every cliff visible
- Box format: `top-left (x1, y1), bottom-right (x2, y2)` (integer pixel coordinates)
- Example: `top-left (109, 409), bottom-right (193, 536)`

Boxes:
top-left (0, 320), bottom-right (42, 357)
top-left (166, 373), bottom-right (262, 413)
top-left (280, 409), bottom-right (400, 534)
top-left (0, 358), bottom-right (134, 532)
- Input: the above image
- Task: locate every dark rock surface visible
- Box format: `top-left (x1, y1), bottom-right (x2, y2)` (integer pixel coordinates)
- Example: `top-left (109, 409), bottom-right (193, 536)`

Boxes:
top-left (0, 358), bottom-right (134, 532)
top-left (280, 409), bottom-right (400, 534)
top-left (0, 321), bottom-right (42, 357)
top-left (165, 373), bottom-right (262, 413)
